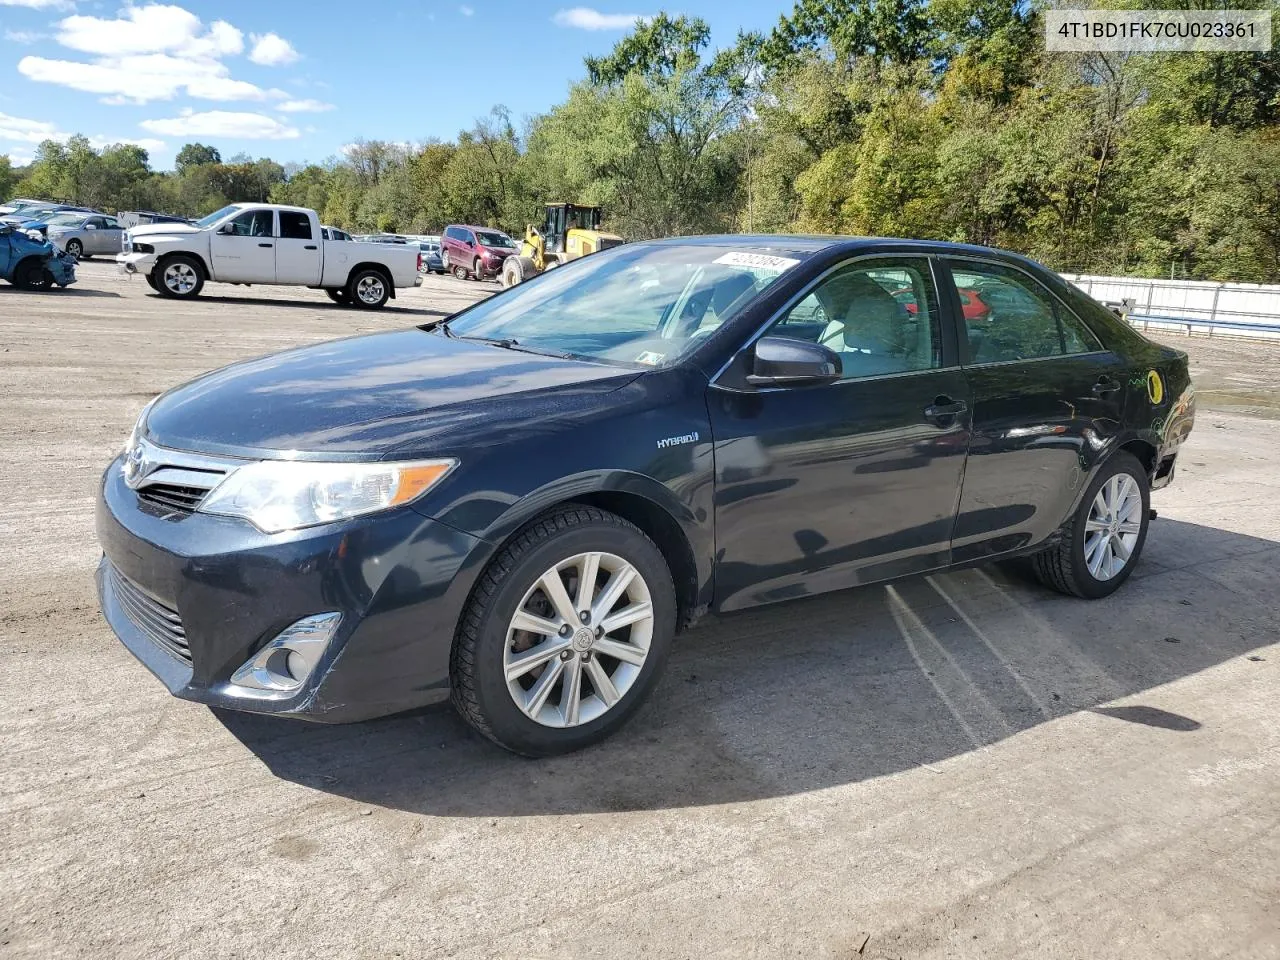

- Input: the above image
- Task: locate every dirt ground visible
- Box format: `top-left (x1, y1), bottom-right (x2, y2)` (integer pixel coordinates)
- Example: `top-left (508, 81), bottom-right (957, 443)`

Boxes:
top-left (2, 261), bottom-right (1278, 959)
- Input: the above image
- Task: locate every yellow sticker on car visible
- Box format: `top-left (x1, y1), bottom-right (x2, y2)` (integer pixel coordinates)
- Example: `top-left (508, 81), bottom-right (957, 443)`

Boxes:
top-left (1147, 370), bottom-right (1164, 405)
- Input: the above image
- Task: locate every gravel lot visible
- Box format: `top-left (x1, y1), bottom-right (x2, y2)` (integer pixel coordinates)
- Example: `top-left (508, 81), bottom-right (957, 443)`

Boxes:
top-left (2, 262), bottom-right (1278, 959)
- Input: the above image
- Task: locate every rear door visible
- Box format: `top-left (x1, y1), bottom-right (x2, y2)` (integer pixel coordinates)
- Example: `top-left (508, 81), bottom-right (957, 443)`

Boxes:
top-left (97, 215), bottom-right (123, 255)
top-left (942, 257), bottom-right (1127, 563)
top-left (274, 210), bottom-right (322, 285)
top-left (709, 255), bottom-right (971, 611)
top-left (209, 208), bottom-right (276, 283)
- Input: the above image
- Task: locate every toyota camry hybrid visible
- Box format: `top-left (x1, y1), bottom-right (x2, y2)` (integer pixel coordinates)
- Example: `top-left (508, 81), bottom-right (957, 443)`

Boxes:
top-left (96, 236), bottom-right (1196, 755)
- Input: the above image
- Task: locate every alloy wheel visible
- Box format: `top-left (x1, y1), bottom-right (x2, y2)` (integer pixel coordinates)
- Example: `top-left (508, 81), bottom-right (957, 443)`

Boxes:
top-left (504, 551), bottom-right (654, 728)
top-left (1083, 473), bottom-right (1143, 581)
top-left (355, 274), bottom-right (385, 304)
top-left (163, 261), bottom-right (197, 294)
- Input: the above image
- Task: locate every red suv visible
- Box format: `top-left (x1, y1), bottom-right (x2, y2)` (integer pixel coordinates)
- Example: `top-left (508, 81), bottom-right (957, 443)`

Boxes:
top-left (441, 225), bottom-right (518, 281)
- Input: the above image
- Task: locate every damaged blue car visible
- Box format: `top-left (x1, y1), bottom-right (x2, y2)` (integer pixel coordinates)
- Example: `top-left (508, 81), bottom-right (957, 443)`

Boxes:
top-left (0, 221), bottom-right (77, 290)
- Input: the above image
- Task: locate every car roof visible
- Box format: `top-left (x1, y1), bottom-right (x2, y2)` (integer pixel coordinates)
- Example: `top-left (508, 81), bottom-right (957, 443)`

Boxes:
top-left (638, 234), bottom-right (1051, 270)
top-left (450, 225), bottom-right (509, 233)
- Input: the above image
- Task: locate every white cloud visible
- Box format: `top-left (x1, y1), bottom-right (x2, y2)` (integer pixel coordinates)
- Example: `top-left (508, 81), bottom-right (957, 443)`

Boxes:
top-left (276, 99), bottom-right (334, 113)
top-left (6, 146), bottom-right (36, 166)
top-left (4, 29), bottom-right (48, 43)
top-left (19, 53), bottom-right (272, 104)
top-left (55, 6), bottom-right (243, 57)
top-left (248, 32), bottom-right (299, 66)
top-left (0, 0), bottom-right (72, 9)
top-left (0, 111), bottom-right (67, 144)
top-left (552, 7), bottom-right (645, 29)
top-left (88, 136), bottom-right (168, 153)
top-left (140, 109), bottom-right (301, 140)
top-left (459, 5), bottom-right (474, 14)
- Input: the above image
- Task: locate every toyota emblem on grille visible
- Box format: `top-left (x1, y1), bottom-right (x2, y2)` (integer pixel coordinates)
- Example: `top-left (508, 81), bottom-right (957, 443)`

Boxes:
top-left (124, 440), bottom-right (152, 488)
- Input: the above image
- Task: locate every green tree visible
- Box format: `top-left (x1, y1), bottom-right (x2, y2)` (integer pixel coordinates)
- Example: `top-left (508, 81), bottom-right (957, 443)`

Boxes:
top-left (174, 143), bottom-right (222, 174)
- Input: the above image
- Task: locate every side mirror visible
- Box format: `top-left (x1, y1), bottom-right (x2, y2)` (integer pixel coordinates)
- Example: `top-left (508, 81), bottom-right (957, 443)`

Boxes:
top-left (746, 336), bottom-right (842, 387)
top-left (217, 222), bottom-right (234, 235)
top-left (84, 223), bottom-right (97, 230)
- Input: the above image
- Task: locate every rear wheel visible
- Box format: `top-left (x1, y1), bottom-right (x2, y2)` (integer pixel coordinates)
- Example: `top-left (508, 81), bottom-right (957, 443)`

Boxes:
top-left (347, 268), bottom-right (389, 309)
top-left (1032, 451), bottom-right (1150, 599)
top-left (450, 505), bottom-right (676, 756)
top-left (156, 255), bottom-right (205, 298)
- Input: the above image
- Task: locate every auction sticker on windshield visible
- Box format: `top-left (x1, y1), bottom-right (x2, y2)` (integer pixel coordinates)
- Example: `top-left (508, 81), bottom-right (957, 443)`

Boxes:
top-left (713, 252), bottom-right (802, 271)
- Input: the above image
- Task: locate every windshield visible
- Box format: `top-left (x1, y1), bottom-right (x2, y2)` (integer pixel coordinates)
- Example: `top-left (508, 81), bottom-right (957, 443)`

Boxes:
top-left (476, 231), bottom-right (514, 248)
top-left (444, 243), bottom-right (803, 367)
top-left (195, 204), bottom-right (242, 228)
top-left (43, 213), bottom-right (87, 226)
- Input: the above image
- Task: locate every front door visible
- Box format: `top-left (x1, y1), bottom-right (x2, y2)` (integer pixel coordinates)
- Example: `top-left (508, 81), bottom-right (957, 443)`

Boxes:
top-left (209, 208), bottom-right (276, 283)
top-left (96, 215), bottom-right (123, 255)
top-left (941, 258), bottom-right (1129, 563)
top-left (274, 210), bottom-right (321, 285)
top-left (709, 256), bottom-right (971, 612)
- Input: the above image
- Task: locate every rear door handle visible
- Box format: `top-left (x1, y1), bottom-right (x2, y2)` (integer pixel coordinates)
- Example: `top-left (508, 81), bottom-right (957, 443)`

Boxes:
top-left (304, 244), bottom-right (317, 250)
top-left (258, 242), bottom-right (273, 248)
top-left (924, 396), bottom-right (968, 424)
top-left (1092, 377), bottom-right (1121, 395)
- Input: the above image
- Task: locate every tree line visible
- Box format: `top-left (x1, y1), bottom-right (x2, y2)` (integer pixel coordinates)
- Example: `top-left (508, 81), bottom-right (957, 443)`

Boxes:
top-left (4, 0), bottom-right (1279, 282)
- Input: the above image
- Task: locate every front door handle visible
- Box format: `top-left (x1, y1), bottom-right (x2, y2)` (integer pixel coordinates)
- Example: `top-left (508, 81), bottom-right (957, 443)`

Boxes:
top-left (304, 244), bottom-right (317, 250)
top-left (924, 396), bottom-right (968, 424)
top-left (258, 242), bottom-right (273, 248)
top-left (1092, 376), bottom-right (1121, 395)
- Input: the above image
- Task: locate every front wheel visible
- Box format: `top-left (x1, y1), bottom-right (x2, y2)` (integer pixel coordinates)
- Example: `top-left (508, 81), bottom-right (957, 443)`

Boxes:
top-left (1032, 451), bottom-right (1150, 599)
top-left (156, 255), bottom-right (205, 298)
top-left (64, 239), bottom-right (83, 260)
top-left (347, 269), bottom-right (389, 309)
top-left (450, 506), bottom-right (676, 756)
top-left (13, 259), bottom-right (53, 290)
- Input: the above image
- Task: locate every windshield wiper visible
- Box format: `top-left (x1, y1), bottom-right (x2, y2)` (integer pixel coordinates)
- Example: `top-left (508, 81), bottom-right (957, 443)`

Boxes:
top-left (458, 335), bottom-right (578, 361)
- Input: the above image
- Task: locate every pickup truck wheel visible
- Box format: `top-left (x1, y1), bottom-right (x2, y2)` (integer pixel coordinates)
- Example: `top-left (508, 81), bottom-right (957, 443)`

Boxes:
top-left (145, 272), bottom-right (160, 292)
top-left (348, 269), bottom-right (390, 309)
top-left (325, 288), bottom-right (350, 305)
top-left (157, 255), bottom-right (205, 298)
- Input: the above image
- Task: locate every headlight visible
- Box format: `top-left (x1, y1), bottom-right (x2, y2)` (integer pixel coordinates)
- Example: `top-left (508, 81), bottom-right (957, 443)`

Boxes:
top-left (124, 398), bottom-right (156, 454)
top-left (198, 458), bottom-right (457, 533)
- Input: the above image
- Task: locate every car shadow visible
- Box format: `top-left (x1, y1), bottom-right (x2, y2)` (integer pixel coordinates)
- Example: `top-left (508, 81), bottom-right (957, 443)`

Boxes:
top-left (141, 290), bottom-right (449, 317)
top-left (216, 518), bottom-right (1277, 815)
top-left (0, 285), bottom-right (122, 298)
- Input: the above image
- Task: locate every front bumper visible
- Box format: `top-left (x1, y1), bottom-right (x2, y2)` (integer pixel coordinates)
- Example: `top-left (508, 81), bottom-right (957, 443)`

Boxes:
top-left (116, 252), bottom-right (155, 276)
top-left (95, 456), bottom-right (484, 722)
top-left (46, 251), bottom-right (77, 287)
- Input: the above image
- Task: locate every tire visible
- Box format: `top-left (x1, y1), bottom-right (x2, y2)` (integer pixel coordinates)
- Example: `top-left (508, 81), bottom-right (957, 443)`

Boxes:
top-left (472, 258), bottom-right (485, 282)
top-left (347, 268), bottom-right (390, 309)
top-left (156, 255), bottom-right (205, 299)
top-left (325, 288), bottom-right (350, 304)
top-left (450, 505), bottom-right (677, 756)
top-left (64, 238), bottom-right (83, 259)
top-left (501, 257), bottom-right (521, 289)
top-left (145, 272), bottom-right (160, 292)
top-left (13, 259), bottom-right (53, 291)
top-left (452, 264), bottom-right (468, 280)
top-left (1032, 451), bottom-right (1150, 599)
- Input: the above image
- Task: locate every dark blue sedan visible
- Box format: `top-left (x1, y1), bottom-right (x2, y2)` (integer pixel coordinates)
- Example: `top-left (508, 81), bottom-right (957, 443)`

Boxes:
top-left (96, 236), bottom-right (1195, 755)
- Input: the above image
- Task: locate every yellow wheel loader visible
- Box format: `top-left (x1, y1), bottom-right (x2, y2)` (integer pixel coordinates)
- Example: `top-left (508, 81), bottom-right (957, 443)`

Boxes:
top-left (501, 203), bottom-right (623, 288)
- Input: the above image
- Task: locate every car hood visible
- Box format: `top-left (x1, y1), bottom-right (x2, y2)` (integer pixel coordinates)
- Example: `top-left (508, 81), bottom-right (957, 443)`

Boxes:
top-left (144, 328), bottom-right (644, 459)
top-left (128, 222), bottom-right (201, 238)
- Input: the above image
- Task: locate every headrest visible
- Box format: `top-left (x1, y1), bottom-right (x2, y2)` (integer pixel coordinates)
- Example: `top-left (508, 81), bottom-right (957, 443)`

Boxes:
top-left (711, 271), bottom-right (758, 315)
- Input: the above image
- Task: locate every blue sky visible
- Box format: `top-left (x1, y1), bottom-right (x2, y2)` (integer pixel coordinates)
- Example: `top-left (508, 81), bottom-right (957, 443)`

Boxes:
top-left (0, 0), bottom-right (786, 171)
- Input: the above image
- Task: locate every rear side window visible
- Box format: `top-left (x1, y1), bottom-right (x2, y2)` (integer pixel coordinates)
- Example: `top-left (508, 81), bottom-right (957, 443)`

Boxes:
top-left (278, 211), bottom-right (312, 240)
top-left (949, 261), bottom-right (1102, 364)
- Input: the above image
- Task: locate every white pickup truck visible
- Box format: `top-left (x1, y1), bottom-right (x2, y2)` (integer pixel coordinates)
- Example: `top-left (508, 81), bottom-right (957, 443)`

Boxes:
top-left (115, 202), bottom-right (421, 309)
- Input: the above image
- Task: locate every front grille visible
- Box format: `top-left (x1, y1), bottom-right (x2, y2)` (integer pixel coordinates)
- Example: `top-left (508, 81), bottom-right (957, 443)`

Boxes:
top-left (138, 483), bottom-right (209, 513)
top-left (108, 564), bottom-right (190, 663)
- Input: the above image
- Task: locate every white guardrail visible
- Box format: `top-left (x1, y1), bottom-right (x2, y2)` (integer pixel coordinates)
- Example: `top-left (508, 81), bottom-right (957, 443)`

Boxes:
top-left (1062, 273), bottom-right (1280, 341)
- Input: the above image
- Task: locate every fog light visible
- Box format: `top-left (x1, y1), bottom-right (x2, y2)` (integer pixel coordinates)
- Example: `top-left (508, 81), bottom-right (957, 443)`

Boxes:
top-left (229, 613), bottom-right (342, 695)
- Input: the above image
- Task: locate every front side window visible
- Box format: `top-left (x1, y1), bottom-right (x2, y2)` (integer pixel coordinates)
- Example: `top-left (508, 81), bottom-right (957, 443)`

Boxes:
top-left (950, 261), bottom-right (1102, 364)
top-left (444, 243), bottom-right (805, 367)
top-left (227, 209), bottom-right (274, 237)
top-left (103, 217), bottom-right (119, 230)
top-left (768, 259), bottom-right (941, 378)
top-left (278, 211), bottom-right (312, 240)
